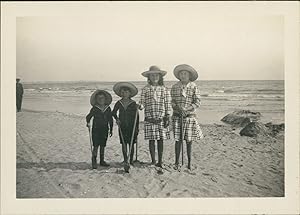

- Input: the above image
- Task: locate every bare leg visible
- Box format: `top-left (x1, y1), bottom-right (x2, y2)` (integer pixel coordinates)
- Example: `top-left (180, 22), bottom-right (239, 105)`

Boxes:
top-left (100, 146), bottom-right (110, 167)
top-left (122, 143), bottom-right (127, 163)
top-left (92, 145), bottom-right (99, 169)
top-left (130, 144), bottom-right (135, 164)
top-left (149, 140), bottom-right (156, 164)
top-left (174, 141), bottom-right (181, 168)
top-left (186, 141), bottom-right (192, 169)
top-left (156, 140), bottom-right (163, 167)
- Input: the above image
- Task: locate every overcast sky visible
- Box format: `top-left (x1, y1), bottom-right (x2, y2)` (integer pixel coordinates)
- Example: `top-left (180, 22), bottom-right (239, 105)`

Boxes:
top-left (16, 3), bottom-right (284, 82)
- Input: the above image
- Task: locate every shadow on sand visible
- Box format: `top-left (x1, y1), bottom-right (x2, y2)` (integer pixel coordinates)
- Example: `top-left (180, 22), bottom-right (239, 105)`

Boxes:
top-left (16, 160), bottom-right (152, 172)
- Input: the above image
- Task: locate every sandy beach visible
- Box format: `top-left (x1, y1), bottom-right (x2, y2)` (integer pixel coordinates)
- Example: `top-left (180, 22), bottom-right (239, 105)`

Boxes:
top-left (4, 5), bottom-right (297, 213)
top-left (16, 109), bottom-right (284, 198)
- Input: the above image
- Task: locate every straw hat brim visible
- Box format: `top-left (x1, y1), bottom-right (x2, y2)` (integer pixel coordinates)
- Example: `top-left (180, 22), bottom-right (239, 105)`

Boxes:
top-left (142, 70), bottom-right (167, 77)
top-left (173, 64), bottom-right (198, 81)
top-left (113, 82), bottom-right (138, 97)
top-left (90, 90), bottom-right (112, 106)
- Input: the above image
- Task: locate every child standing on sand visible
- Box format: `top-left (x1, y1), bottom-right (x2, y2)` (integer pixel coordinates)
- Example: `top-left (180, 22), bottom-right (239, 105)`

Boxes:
top-left (112, 82), bottom-right (139, 165)
top-left (86, 90), bottom-right (113, 169)
top-left (171, 64), bottom-right (204, 170)
top-left (139, 66), bottom-right (172, 168)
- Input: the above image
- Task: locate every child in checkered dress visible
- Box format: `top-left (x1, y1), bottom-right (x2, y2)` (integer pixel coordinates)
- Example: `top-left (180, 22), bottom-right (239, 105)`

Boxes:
top-left (138, 65), bottom-right (172, 167)
top-left (171, 64), bottom-right (204, 170)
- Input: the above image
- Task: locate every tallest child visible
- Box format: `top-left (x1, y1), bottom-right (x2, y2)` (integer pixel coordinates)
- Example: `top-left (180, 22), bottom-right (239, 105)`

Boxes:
top-left (139, 66), bottom-right (172, 168)
top-left (171, 64), bottom-right (204, 170)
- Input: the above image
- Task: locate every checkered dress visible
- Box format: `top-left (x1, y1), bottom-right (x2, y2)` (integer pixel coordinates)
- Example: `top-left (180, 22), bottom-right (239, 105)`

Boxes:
top-left (171, 81), bottom-right (204, 142)
top-left (139, 84), bottom-right (172, 140)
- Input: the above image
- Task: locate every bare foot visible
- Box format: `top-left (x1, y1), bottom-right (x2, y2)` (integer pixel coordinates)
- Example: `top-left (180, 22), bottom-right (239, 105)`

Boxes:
top-left (173, 163), bottom-right (180, 170)
top-left (155, 163), bottom-right (162, 168)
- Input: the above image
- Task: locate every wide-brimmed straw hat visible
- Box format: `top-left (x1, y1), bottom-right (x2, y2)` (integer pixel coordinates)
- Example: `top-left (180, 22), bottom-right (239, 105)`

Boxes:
top-left (173, 64), bottom-right (198, 81)
top-left (142, 65), bottom-right (167, 77)
top-left (113, 82), bottom-right (138, 97)
top-left (90, 89), bottom-right (112, 106)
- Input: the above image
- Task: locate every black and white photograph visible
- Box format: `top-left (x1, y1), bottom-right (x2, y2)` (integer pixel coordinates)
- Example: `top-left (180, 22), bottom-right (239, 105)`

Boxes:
top-left (1, 1), bottom-right (299, 214)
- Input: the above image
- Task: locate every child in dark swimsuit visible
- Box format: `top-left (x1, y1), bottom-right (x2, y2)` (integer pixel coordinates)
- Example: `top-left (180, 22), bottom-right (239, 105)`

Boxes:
top-left (86, 90), bottom-right (113, 169)
top-left (112, 82), bottom-right (139, 165)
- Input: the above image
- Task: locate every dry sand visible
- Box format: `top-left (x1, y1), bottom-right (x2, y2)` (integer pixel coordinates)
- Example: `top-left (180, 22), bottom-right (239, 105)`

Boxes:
top-left (16, 110), bottom-right (284, 198)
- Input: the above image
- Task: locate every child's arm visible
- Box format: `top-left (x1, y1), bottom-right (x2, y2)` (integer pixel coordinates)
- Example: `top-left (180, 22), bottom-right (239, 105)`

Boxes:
top-left (191, 84), bottom-right (201, 109)
top-left (180, 84), bottom-right (201, 114)
top-left (134, 102), bottom-right (139, 133)
top-left (108, 107), bottom-right (113, 136)
top-left (86, 107), bottom-right (94, 127)
top-left (170, 85), bottom-right (182, 113)
top-left (179, 85), bottom-right (201, 116)
top-left (163, 88), bottom-right (172, 127)
top-left (138, 87), bottom-right (145, 110)
top-left (112, 101), bottom-right (120, 124)
top-left (164, 87), bottom-right (172, 116)
top-left (136, 113), bottom-right (140, 134)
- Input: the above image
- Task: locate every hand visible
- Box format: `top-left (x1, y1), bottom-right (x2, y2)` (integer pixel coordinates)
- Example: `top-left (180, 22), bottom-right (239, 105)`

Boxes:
top-left (163, 116), bottom-right (170, 128)
top-left (172, 104), bottom-right (181, 112)
top-left (180, 107), bottom-right (188, 117)
top-left (116, 119), bottom-right (121, 126)
top-left (86, 123), bottom-right (91, 128)
top-left (137, 104), bottom-right (143, 110)
top-left (109, 131), bottom-right (113, 137)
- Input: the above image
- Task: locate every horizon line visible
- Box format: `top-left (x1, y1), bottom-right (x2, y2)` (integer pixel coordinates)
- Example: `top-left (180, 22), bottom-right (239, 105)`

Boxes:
top-left (21, 79), bottom-right (285, 84)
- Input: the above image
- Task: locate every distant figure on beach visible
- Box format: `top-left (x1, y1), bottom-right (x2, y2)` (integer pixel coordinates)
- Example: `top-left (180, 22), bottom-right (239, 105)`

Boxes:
top-left (171, 64), bottom-right (204, 170)
top-left (139, 66), bottom-right (172, 167)
top-left (16, 78), bottom-right (24, 112)
top-left (86, 90), bottom-right (113, 169)
top-left (112, 82), bottom-right (139, 165)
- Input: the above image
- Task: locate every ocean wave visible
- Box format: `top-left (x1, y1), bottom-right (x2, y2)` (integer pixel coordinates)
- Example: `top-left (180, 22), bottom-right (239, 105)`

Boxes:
top-left (256, 95), bottom-right (284, 98)
top-left (26, 86), bottom-right (116, 93)
top-left (203, 92), bottom-right (283, 98)
top-left (26, 88), bottom-right (283, 100)
top-left (200, 94), bottom-right (209, 97)
top-left (201, 94), bottom-right (284, 102)
top-left (257, 89), bottom-right (284, 92)
top-left (224, 88), bottom-right (284, 94)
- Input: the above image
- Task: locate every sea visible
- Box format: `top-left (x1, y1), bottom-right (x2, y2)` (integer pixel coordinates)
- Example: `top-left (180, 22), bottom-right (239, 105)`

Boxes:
top-left (21, 80), bottom-right (284, 125)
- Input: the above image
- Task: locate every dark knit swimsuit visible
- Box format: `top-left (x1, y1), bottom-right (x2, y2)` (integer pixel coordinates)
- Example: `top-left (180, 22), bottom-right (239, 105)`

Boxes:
top-left (86, 106), bottom-right (113, 147)
top-left (112, 100), bottom-right (139, 145)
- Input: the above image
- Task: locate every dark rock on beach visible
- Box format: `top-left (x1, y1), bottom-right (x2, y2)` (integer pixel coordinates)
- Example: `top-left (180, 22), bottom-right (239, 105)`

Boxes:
top-left (221, 110), bottom-right (261, 127)
top-left (239, 122), bottom-right (270, 137)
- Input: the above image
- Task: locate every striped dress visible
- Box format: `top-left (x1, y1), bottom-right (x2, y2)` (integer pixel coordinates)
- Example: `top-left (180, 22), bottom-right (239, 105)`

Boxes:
top-left (171, 81), bottom-right (204, 142)
top-left (139, 84), bottom-right (172, 140)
